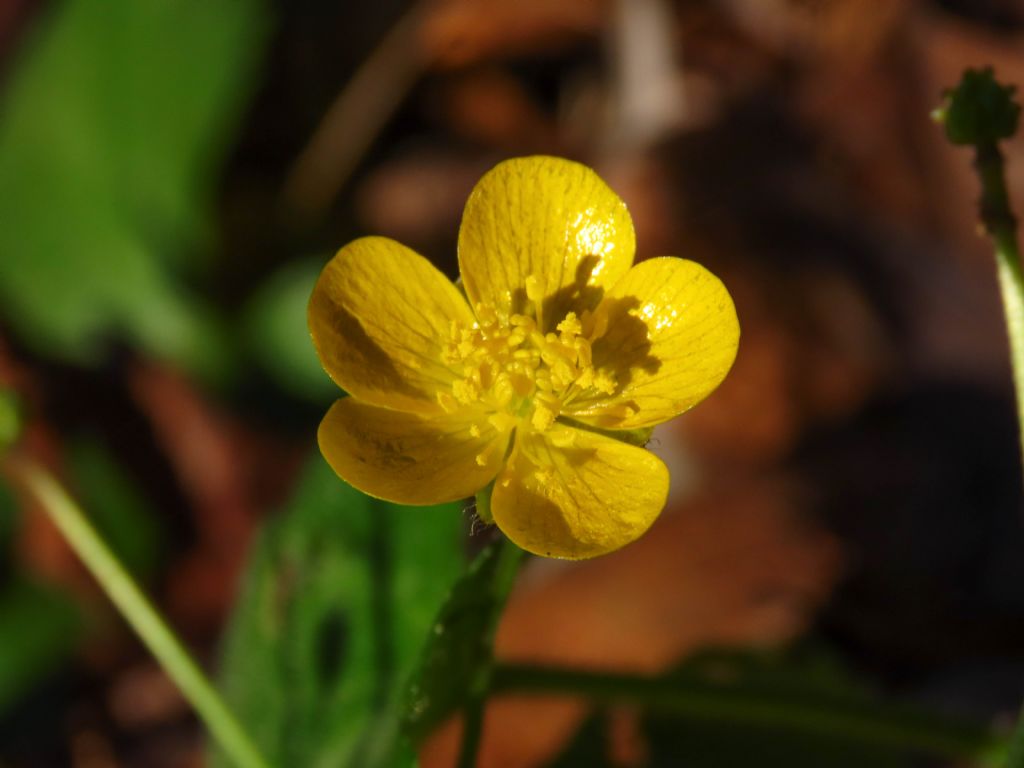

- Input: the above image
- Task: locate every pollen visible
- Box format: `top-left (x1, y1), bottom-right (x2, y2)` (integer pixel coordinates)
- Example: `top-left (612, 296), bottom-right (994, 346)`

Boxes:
top-left (531, 404), bottom-right (556, 431)
top-left (440, 278), bottom-right (618, 435)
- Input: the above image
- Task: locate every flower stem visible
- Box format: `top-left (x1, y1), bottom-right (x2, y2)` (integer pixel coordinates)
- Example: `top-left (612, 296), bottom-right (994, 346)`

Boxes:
top-left (489, 663), bottom-right (1007, 764)
top-left (974, 142), bottom-right (1024, 464)
top-left (2, 454), bottom-right (271, 768)
top-left (937, 68), bottom-right (1024, 768)
top-left (456, 538), bottom-right (525, 768)
top-left (961, 124), bottom-right (1024, 768)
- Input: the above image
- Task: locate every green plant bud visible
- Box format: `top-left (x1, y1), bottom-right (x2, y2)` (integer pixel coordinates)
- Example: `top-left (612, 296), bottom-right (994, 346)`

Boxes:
top-left (934, 67), bottom-right (1020, 145)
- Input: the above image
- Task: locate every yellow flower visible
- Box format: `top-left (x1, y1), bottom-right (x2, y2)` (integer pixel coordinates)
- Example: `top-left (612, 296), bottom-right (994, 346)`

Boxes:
top-left (309, 156), bottom-right (739, 559)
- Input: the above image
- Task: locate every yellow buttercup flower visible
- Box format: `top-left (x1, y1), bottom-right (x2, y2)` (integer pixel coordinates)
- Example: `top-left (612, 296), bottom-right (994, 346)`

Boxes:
top-left (309, 156), bottom-right (739, 559)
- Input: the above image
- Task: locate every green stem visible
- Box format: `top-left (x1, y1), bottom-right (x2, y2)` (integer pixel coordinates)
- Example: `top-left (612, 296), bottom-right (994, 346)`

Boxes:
top-left (942, 74), bottom-right (1024, 768)
top-left (456, 539), bottom-right (525, 768)
top-left (974, 142), bottom-right (1024, 464)
top-left (490, 663), bottom-right (1006, 765)
top-left (3, 455), bottom-right (271, 768)
top-left (996, 233), bottom-right (1024, 462)
top-left (457, 691), bottom-right (486, 768)
top-left (973, 142), bottom-right (1024, 768)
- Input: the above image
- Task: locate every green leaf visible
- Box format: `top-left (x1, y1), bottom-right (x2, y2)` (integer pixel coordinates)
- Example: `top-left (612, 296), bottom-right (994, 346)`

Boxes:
top-left (403, 539), bottom-right (524, 746)
top-left (211, 454), bottom-right (466, 768)
top-left (0, 579), bottom-right (81, 716)
top-left (242, 258), bottom-right (339, 404)
top-left (0, 0), bottom-right (267, 375)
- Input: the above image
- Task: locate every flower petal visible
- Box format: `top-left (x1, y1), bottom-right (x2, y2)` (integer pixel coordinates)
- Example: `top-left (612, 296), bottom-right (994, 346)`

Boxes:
top-left (491, 427), bottom-right (668, 559)
top-left (318, 398), bottom-right (509, 505)
top-left (309, 236), bottom-right (474, 414)
top-left (458, 156), bottom-right (635, 331)
top-left (566, 257), bottom-right (739, 429)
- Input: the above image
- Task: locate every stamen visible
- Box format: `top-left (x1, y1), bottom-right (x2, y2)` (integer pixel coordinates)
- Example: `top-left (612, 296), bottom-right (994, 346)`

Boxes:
top-left (531, 404), bottom-right (555, 431)
top-left (585, 306), bottom-right (610, 341)
top-left (556, 312), bottom-right (581, 336)
top-left (488, 412), bottom-right (517, 433)
top-left (443, 299), bottom-right (620, 434)
top-left (524, 275), bottom-right (543, 303)
top-left (548, 428), bottom-right (577, 448)
top-left (594, 371), bottom-right (617, 395)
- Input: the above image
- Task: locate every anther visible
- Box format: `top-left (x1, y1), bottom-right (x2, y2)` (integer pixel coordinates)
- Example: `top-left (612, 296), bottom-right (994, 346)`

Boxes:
top-left (557, 312), bottom-right (581, 337)
top-left (594, 371), bottom-right (617, 395)
top-left (531, 404), bottom-right (555, 431)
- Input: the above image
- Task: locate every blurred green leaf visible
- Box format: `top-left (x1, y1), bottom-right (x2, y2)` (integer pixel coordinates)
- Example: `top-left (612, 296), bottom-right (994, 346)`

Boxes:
top-left (0, 390), bottom-right (21, 452)
top-left (402, 540), bottom-right (514, 746)
top-left (546, 646), bottom-right (994, 768)
top-left (0, 481), bottom-right (15, 557)
top-left (242, 258), bottom-right (339, 404)
top-left (66, 438), bottom-right (163, 580)
top-left (0, 579), bottom-right (81, 716)
top-left (640, 648), bottom-right (915, 768)
top-left (0, 475), bottom-right (81, 718)
top-left (0, 0), bottom-right (267, 375)
top-left (211, 454), bottom-right (465, 768)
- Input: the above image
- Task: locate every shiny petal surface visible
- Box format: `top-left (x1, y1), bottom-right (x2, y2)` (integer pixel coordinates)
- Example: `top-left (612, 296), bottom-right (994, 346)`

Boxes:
top-left (491, 427), bottom-right (668, 559)
top-left (566, 257), bottom-right (739, 429)
top-left (309, 236), bottom-right (474, 414)
top-left (458, 156), bottom-right (635, 330)
top-left (318, 398), bottom-right (508, 505)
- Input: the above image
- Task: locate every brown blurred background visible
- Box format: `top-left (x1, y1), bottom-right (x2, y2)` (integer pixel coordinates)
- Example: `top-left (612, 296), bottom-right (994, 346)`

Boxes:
top-left (3, 0), bottom-right (1024, 765)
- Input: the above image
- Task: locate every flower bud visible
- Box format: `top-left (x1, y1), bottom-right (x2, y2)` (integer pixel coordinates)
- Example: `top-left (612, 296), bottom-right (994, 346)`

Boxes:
top-left (934, 67), bottom-right (1020, 145)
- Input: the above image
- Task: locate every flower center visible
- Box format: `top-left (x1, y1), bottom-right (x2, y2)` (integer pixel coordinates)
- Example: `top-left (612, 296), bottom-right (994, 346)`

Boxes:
top-left (439, 293), bottom-right (617, 440)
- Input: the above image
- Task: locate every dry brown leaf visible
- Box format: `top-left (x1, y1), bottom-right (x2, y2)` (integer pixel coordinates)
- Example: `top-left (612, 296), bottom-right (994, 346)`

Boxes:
top-left (719, 0), bottom-right (909, 65)
top-left (421, 0), bottom-right (604, 68)
top-left (357, 153), bottom-right (491, 252)
top-left (127, 362), bottom-right (301, 627)
top-left (107, 663), bottom-right (188, 729)
top-left (440, 70), bottom-right (560, 152)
